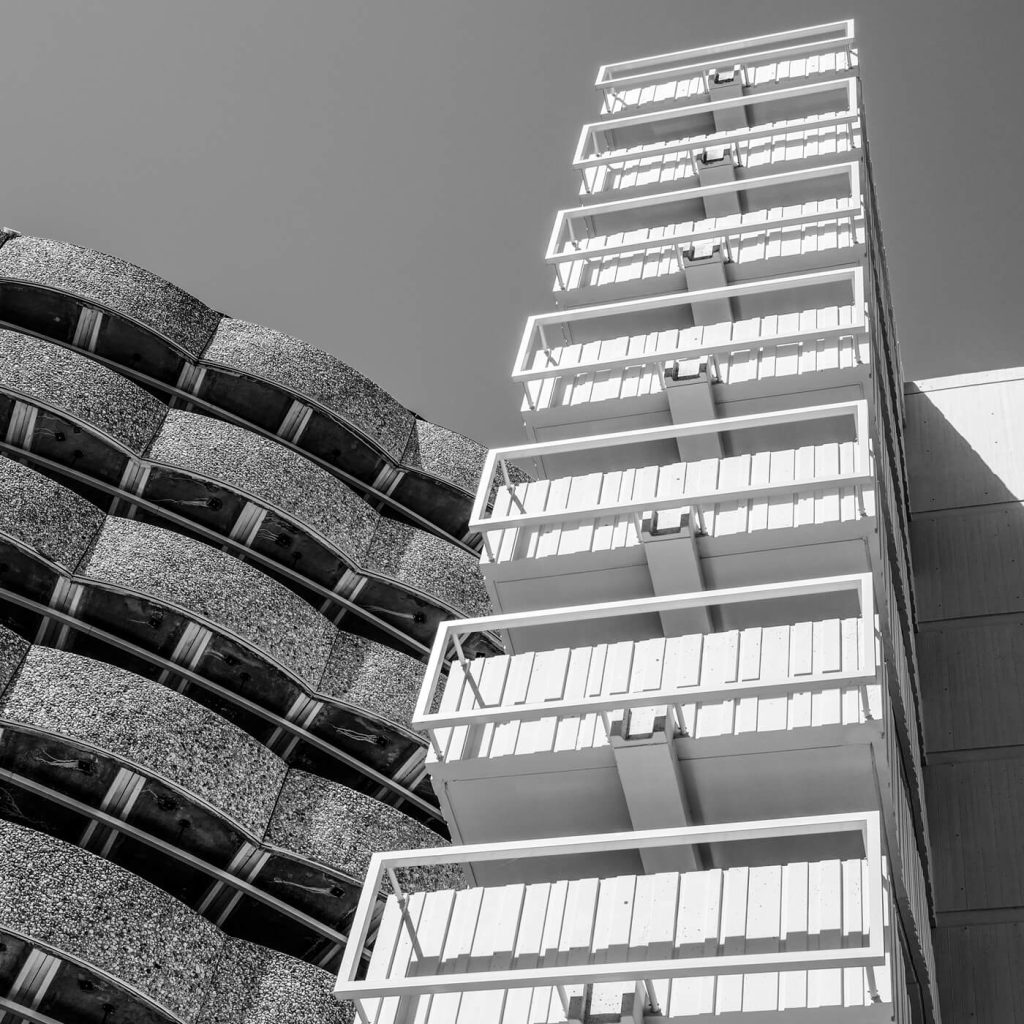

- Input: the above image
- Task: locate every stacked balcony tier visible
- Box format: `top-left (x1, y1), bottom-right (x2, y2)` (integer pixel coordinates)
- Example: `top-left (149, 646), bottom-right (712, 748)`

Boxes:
top-left (0, 230), bottom-right (496, 1020)
top-left (474, 403), bottom-right (878, 620)
top-left (0, 328), bottom-right (494, 659)
top-left (596, 21), bottom-right (856, 116)
top-left (0, 456), bottom-right (457, 820)
top-left (355, 22), bottom-right (937, 1024)
top-left (336, 814), bottom-right (923, 1024)
top-left (600, 39), bottom-right (857, 116)
top-left (0, 233), bottom-right (490, 544)
top-left (552, 198), bottom-right (864, 307)
top-left (515, 267), bottom-right (876, 452)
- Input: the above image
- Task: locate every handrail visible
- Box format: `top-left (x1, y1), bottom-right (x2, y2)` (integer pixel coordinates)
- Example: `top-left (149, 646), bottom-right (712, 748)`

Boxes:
top-left (471, 399), bottom-right (871, 539)
top-left (550, 196), bottom-right (863, 295)
top-left (334, 811), bottom-right (884, 1009)
top-left (595, 20), bottom-right (854, 86)
top-left (598, 37), bottom-right (855, 108)
top-left (413, 573), bottom-right (875, 759)
top-left (548, 161), bottom-right (861, 263)
top-left (574, 77), bottom-right (858, 167)
top-left (512, 266), bottom-right (866, 390)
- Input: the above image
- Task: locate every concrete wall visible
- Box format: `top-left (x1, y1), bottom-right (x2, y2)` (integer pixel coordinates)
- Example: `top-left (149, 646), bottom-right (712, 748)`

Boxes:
top-left (907, 367), bottom-right (1024, 1021)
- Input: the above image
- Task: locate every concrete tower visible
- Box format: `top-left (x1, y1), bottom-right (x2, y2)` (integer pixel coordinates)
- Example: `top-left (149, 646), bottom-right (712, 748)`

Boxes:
top-left (337, 20), bottom-right (942, 1024)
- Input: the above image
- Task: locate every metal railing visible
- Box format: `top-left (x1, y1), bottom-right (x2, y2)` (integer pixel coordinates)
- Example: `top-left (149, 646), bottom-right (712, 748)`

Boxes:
top-left (595, 21), bottom-right (855, 90)
top-left (574, 77), bottom-right (859, 169)
top-left (547, 162), bottom-right (860, 263)
top-left (413, 573), bottom-right (875, 762)
top-left (513, 266), bottom-right (866, 406)
top-left (335, 811), bottom-right (885, 1017)
top-left (599, 40), bottom-right (856, 117)
top-left (471, 400), bottom-right (872, 550)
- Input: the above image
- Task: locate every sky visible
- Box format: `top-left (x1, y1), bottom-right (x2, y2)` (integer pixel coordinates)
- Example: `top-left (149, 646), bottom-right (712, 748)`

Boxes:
top-left (2, 0), bottom-right (1023, 447)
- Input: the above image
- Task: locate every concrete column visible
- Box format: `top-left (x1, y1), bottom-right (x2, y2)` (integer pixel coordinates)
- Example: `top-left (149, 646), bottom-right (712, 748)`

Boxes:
top-left (681, 245), bottom-right (732, 324)
top-left (640, 507), bottom-right (710, 635)
top-left (663, 357), bottom-right (721, 461)
top-left (708, 66), bottom-right (748, 132)
top-left (610, 711), bottom-right (701, 872)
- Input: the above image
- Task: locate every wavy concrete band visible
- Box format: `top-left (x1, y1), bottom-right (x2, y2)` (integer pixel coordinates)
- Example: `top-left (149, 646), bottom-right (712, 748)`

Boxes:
top-left (0, 460), bottom-right (452, 820)
top-left (0, 820), bottom-right (351, 1024)
top-left (0, 639), bottom-right (460, 972)
top-left (0, 233), bottom-right (489, 546)
top-left (0, 329), bottom-right (493, 658)
top-left (0, 228), bottom-right (490, 1023)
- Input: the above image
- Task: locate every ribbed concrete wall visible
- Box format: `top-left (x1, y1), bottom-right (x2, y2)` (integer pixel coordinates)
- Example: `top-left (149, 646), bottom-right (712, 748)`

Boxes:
top-left (0, 231), bottom-right (477, 1022)
top-left (907, 367), bottom-right (1024, 1022)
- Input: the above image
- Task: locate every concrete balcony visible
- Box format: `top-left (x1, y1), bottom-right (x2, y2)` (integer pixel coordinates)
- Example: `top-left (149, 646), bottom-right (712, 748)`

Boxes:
top-left (551, 163), bottom-right (861, 307)
top-left (552, 163), bottom-right (857, 261)
top-left (596, 21), bottom-right (855, 116)
top-left (473, 402), bottom-right (875, 617)
top-left (414, 576), bottom-right (916, 838)
top-left (551, 195), bottom-right (864, 310)
top-left (581, 111), bottom-right (861, 200)
top-left (335, 813), bottom-right (922, 1024)
top-left (405, 579), bottom-right (935, 1020)
top-left (419, 574), bottom-right (876, 756)
top-left (576, 79), bottom-right (858, 199)
top-left (599, 42), bottom-right (855, 120)
top-left (515, 268), bottom-right (873, 444)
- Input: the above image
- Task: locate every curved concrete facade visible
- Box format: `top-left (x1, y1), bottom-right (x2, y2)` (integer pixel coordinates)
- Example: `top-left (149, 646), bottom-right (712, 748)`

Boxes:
top-left (0, 232), bottom-right (479, 1021)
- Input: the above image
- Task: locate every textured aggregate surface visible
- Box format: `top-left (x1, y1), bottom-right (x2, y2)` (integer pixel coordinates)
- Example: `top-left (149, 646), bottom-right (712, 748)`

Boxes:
top-left (0, 329), bottom-right (167, 452)
top-left (266, 770), bottom-right (464, 892)
top-left (318, 632), bottom-right (425, 725)
top-left (81, 517), bottom-right (336, 682)
top-left (200, 939), bottom-right (350, 1024)
top-left (0, 236), bottom-right (221, 356)
top-left (205, 319), bottom-right (416, 460)
top-left (0, 647), bottom-right (286, 835)
top-left (0, 625), bottom-right (29, 697)
top-left (0, 233), bottom-right (493, 1019)
top-left (402, 417), bottom-right (487, 495)
top-left (0, 820), bottom-right (225, 1021)
top-left (148, 411), bottom-right (378, 562)
top-left (0, 457), bottom-right (105, 569)
top-left (369, 517), bottom-right (490, 616)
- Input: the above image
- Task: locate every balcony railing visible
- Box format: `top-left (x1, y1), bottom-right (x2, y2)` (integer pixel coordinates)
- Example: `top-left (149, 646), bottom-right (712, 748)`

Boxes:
top-left (414, 573), bottom-right (875, 763)
top-left (599, 40), bottom-right (856, 116)
top-left (549, 162), bottom-right (859, 262)
top-left (581, 111), bottom-right (861, 198)
top-left (335, 812), bottom-right (888, 1023)
top-left (595, 20), bottom-right (855, 93)
top-left (471, 401), bottom-right (871, 557)
top-left (552, 198), bottom-right (864, 303)
top-left (575, 78), bottom-right (858, 175)
top-left (514, 267), bottom-right (866, 405)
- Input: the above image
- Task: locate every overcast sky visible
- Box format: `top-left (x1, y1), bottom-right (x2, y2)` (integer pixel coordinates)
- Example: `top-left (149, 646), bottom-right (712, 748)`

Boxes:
top-left (2, 0), bottom-right (1022, 446)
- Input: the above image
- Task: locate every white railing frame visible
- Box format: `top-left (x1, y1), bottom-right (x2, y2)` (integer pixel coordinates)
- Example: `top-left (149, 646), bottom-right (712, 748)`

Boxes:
top-left (512, 266), bottom-right (867, 400)
top-left (595, 20), bottom-right (855, 87)
top-left (547, 161), bottom-right (861, 264)
top-left (413, 573), bottom-right (875, 756)
top-left (598, 37), bottom-right (856, 115)
top-left (335, 811), bottom-right (885, 1010)
top-left (574, 77), bottom-right (859, 168)
top-left (470, 399), bottom-right (872, 538)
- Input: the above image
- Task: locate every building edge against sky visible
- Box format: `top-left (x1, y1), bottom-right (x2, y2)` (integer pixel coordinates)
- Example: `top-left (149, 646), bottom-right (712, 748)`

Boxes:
top-left (336, 19), bottom-right (1023, 1024)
